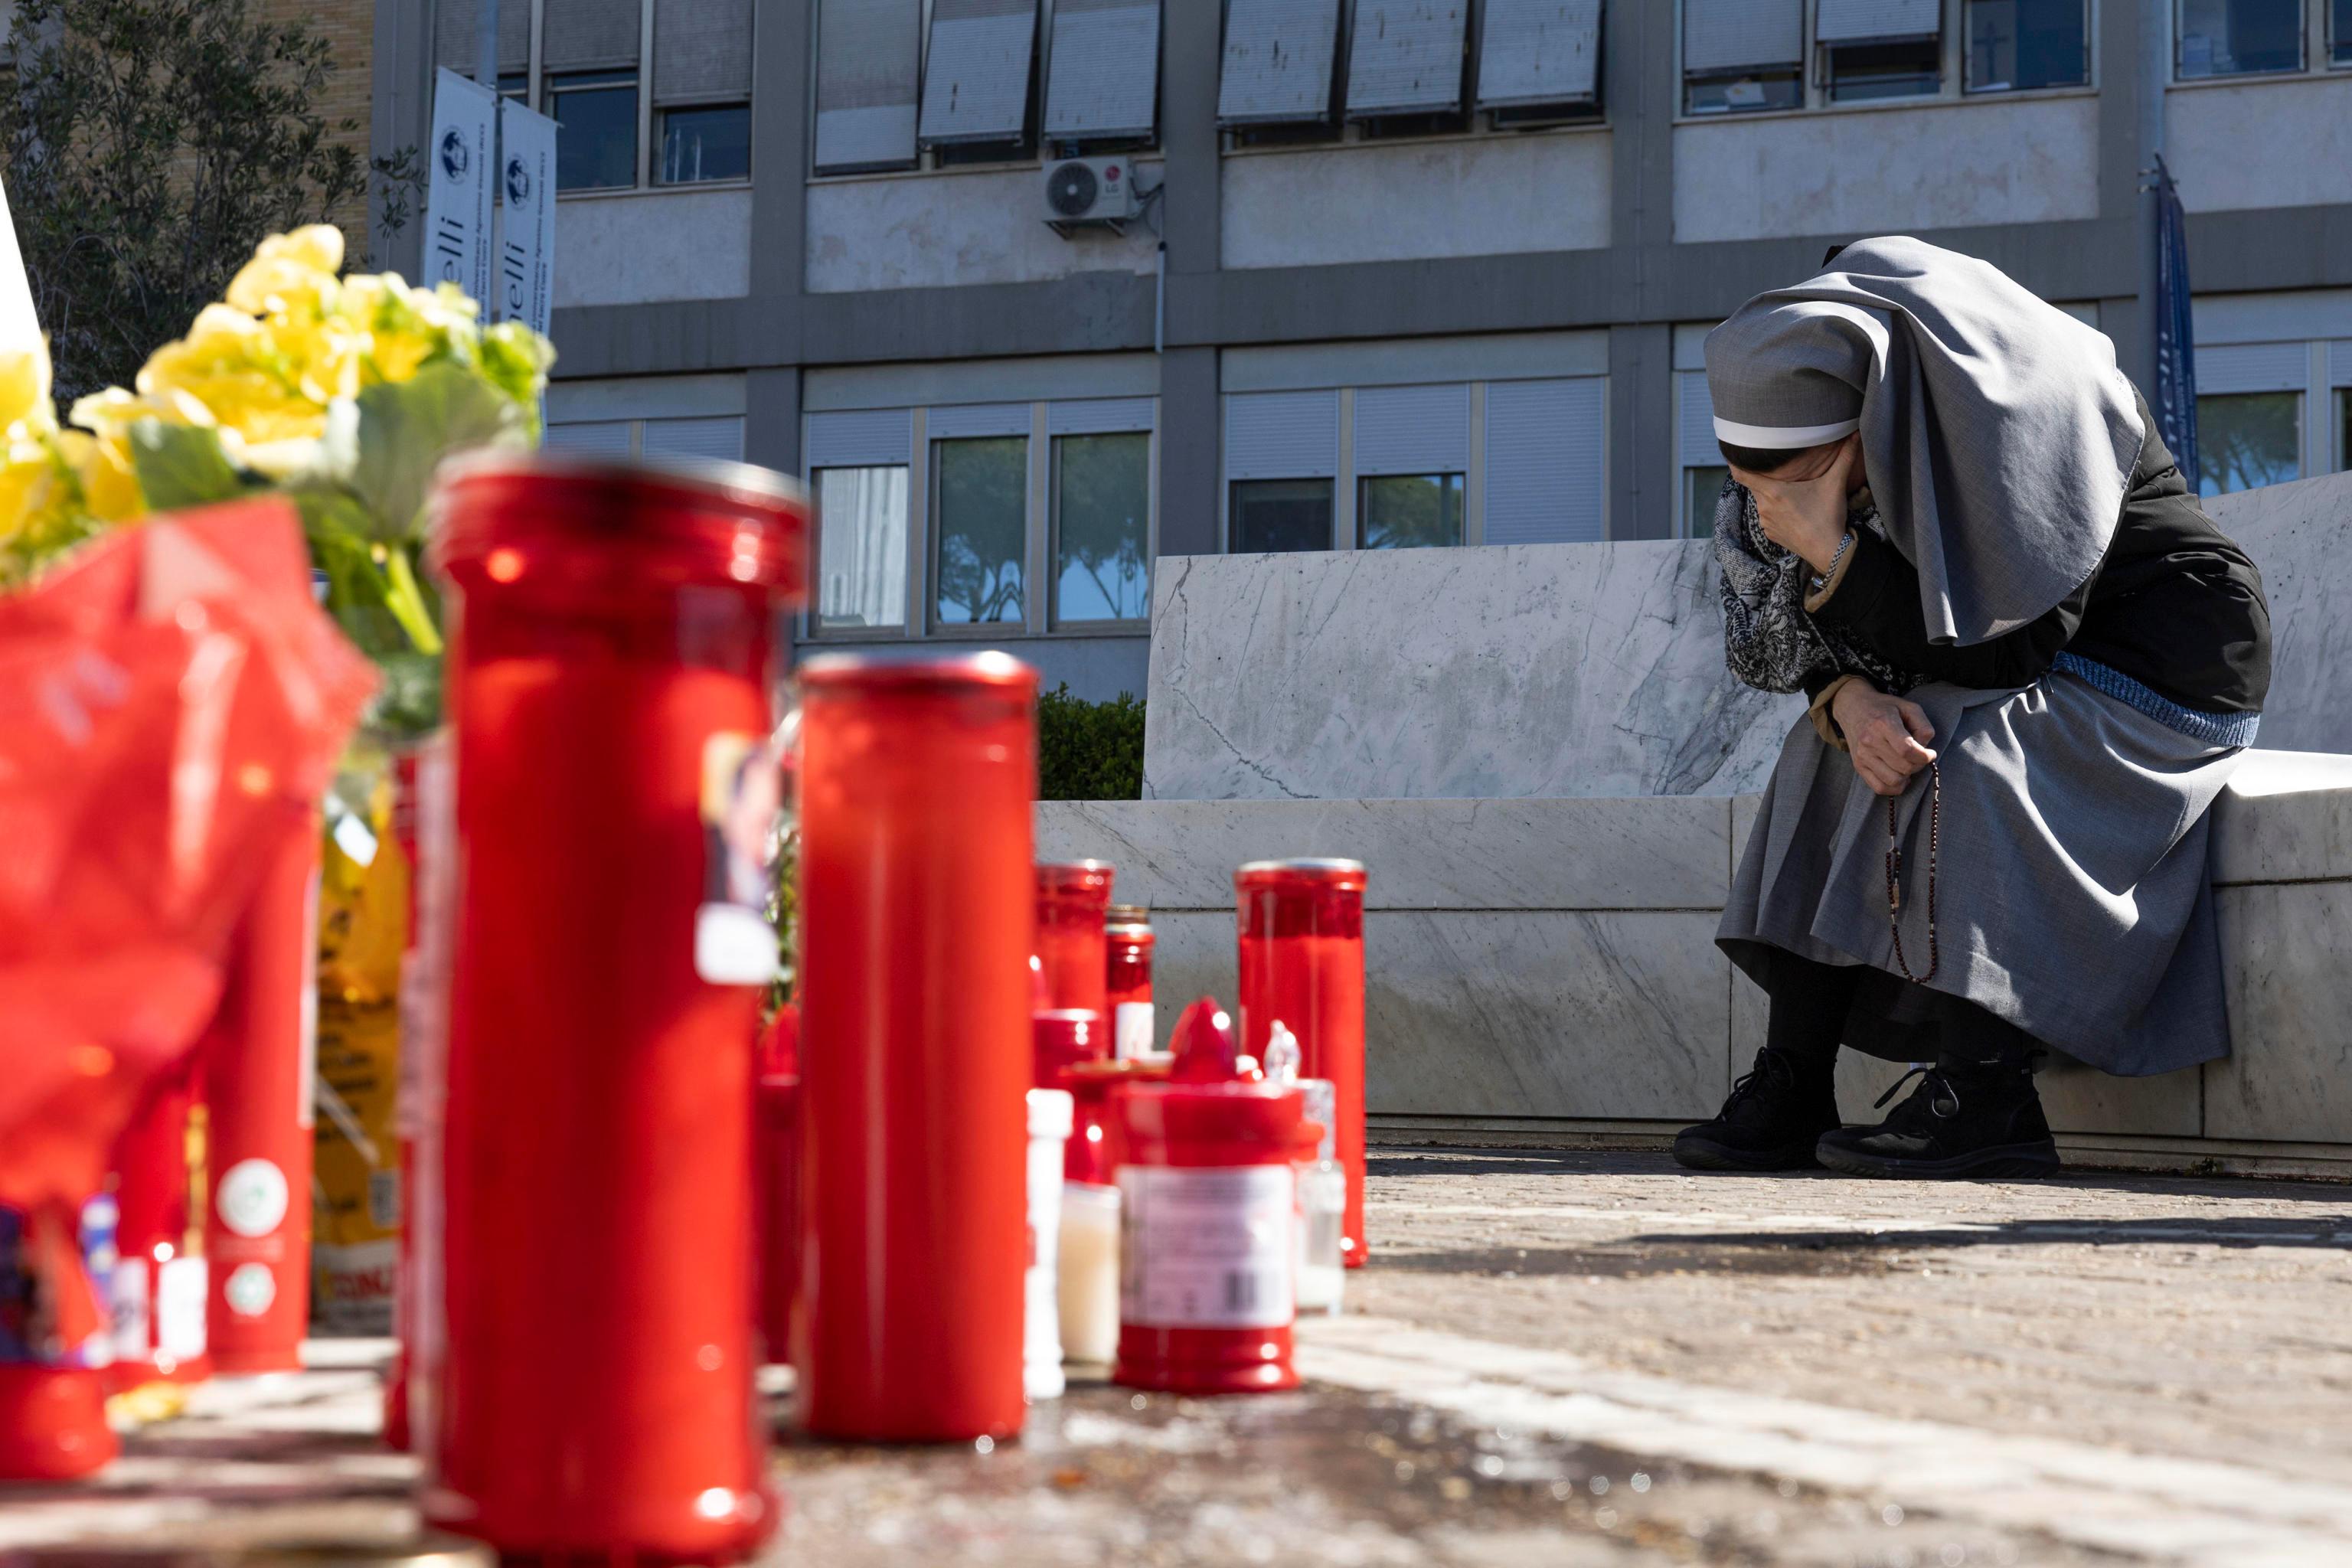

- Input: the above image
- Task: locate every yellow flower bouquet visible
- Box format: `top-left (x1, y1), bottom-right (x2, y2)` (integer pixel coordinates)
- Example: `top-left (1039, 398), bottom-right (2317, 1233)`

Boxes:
top-left (1, 224), bottom-right (554, 733)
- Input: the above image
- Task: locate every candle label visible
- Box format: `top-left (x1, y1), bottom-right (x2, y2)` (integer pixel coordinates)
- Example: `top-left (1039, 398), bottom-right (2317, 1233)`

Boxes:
top-left (1118, 1165), bottom-right (1295, 1329)
top-left (694, 732), bottom-right (782, 986)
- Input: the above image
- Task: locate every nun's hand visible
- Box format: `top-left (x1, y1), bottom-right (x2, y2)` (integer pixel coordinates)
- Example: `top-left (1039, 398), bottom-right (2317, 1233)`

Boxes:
top-left (1831, 681), bottom-right (1938, 796)
top-left (1736, 436), bottom-right (1860, 573)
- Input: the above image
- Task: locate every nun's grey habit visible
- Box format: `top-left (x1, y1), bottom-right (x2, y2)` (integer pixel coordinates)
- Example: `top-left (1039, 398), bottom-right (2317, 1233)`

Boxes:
top-left (1707, 237), bottom-right (2269, 1077)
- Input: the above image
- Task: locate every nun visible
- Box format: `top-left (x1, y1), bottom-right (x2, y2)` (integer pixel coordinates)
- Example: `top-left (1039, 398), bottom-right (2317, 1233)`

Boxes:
top-left (1675, 236), bottom-right (2271, 1181)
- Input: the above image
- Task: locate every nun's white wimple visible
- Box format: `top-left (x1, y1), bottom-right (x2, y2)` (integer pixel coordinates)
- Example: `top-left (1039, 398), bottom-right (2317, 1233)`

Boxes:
top-left (1712, 416), bottom-right (1861, 449)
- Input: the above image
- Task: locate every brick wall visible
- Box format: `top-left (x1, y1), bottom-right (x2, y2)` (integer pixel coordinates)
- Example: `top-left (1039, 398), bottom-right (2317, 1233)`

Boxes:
top-left (259, 0), bottom-right (375, 264)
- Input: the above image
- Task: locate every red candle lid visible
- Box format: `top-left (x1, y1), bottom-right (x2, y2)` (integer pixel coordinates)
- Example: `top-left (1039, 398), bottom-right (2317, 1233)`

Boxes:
top-left (1112, 1079), bottom-right (1307, 1160)
top-left (1034, 1008), bottom-right (1107, 1086)
top-left (1037, 861), bottom-right (1116, 894)
top-left (798, 650), bottom-right (1039, 696)
top-left (1235, 858), bottom-right (1367, 893)
top-left (430, 450), bottom-right (808, 598)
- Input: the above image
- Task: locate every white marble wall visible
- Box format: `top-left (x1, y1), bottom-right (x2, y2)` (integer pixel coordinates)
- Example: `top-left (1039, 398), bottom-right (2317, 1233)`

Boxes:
top-left (1143, 474), bottom-right (2351, 804)
top-left (1142, 543), bottom-right (1802, 802)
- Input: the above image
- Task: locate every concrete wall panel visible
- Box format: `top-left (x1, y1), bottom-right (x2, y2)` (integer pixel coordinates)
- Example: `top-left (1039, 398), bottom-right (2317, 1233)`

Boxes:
top-left (555, 189), bottom-right (754, 308)
top-left (1671, 97), bottom-right (2100, 245)
top-left (2167, 79), bottom-right (2352, 216)
top-left (1220, 132), bottom-right (1612, 271)
top-left (805, 168), bottom-right (1164, 293)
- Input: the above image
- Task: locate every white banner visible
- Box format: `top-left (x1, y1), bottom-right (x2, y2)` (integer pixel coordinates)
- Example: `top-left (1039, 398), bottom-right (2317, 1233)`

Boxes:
top-left (495, 100), bottom-right (557, 336)
top-left (422, 68), bottom-right (497, 308)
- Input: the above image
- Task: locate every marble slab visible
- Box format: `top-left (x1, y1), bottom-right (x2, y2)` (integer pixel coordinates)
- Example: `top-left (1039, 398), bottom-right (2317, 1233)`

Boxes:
top-left (2208, 880), bottom-right (2352, 1144)
top-left (1142, 543), bottom-right (1804, 802)
top-left (2210, 750), bottom-right (2352, 887)
top-left (1142, 908), bottom-right (1733, 1122)
top-left (2206, 472), bottom-right (2352, 760)
top-left (1035, 795), bottom-right (1733, 913)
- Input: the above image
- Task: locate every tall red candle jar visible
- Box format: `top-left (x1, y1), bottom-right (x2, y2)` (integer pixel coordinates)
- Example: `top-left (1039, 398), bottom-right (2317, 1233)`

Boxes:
top-left (1105, 906), bottom-right (1156, 1060)
top-left (796, 655), bottom-right (1036, 1444)
top-left (1235, 860), bottom-right (1369, 1269)
top-left (1111, 1079), bottom-right (1306, 1394)
top-left (1035, 862), bottom-right (1115, 1017)
top-left (104, 1062), bottom-right (211, 1391)
top-left (423, 454), bottom-right (806, 1562)
top-left (201, 821), bottom-right (320, 1374)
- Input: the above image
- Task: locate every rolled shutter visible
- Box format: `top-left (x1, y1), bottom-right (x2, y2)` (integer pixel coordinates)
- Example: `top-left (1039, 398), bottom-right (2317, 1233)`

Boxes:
top-left (2195, 342), bottom-right (2310, 394)
top-left (1814, 0), bottom-right (1941, 44)
top-left (1050, 397), bottom-right (1156, 435)
top-left (815, 0), bottom-right (923, 173)
top-left (2329, 341), bottom-right (2352, 387)
top-left (1477, 0), bottom-right (1603, 106)
top-left (544, 420), bottom-right (635, 456)
top-left (926, 403), bottom-right (1033, 439)
top-left (1218, 0), bottom-right (1344, 124)
top-left (807, 409), bottom-right (914, 470)
top-left (1043, 0), bottom-right (1161, 140)
top-left (1683, 0), bottom-right (1804, 74)
top-left (436, 0), bottom-right (531, 77)
top-left (654, 0), bottom-right (752, 104)
top-left (1676, 371), bottom-right (1720, 467)
top-left (544, 0), bottom-right (643, 72)
top-left (1351, 384), bottom-right (1469, 475)
top-left (1346, 2), bottom-right (1468, 118)
top-left (640, 416), bottom-right (746, 462)
top-left (1483, 378), bottom-right (1605, 546)
top-left (1225, 390), bottom-right (1339, 480)
top-left (918, 0), bottom-right (1040, 145)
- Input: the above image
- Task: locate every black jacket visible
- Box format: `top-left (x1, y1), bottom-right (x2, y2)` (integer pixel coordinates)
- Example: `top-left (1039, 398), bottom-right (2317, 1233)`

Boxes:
top-left (1803, 396), bottom-right (2272, 715)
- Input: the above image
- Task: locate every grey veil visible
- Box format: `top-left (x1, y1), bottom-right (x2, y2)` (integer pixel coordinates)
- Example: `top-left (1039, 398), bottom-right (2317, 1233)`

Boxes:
top-left (1704, 236), bottom-right (2145, 646)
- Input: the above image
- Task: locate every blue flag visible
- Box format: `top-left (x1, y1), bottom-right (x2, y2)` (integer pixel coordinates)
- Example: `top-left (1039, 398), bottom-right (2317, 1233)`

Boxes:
top-left (2151, 155), bottom-right (2200, 492)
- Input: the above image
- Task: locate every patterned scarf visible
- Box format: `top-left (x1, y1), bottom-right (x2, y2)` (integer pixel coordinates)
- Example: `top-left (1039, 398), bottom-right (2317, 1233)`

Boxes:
top-left (1711, 478), bottom-right (1919, 698)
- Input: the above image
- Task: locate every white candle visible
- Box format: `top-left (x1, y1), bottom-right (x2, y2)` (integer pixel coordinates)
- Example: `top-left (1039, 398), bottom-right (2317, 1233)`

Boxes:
top-left (1057, 1181), bottom-right (1121, 1367)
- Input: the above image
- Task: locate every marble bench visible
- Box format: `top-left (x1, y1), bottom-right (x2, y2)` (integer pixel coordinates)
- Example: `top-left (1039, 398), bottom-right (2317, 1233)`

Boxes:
top-left (1037, 748), bottom-right (2352, 1176)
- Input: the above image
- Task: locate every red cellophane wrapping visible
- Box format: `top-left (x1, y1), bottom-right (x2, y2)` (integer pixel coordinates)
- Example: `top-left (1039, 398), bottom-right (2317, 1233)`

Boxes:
top-left (0, 500), bottom-right (374, 1336)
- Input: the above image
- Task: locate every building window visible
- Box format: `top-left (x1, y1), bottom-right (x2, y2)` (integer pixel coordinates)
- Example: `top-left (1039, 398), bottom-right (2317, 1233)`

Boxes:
top-left (2334, 0), bottom-right (2352, 64)
top-left (2177, 0), bottom-right (2305, 77)
top-left (1053, 433), bottom-right (1152, 625)
top-left (1358, 474), bottom-right (1464, 550)
top-left (1824, 37), bottom-right (1943, 100)
top-left (1965, 0), bottom-right (2090, 90)
top-left (815, 467), bottom-right (913, 631)
top-left (1683, 0), bottom-right (1805, 113)
top-left (658, 103), bottom-right (751, 184)
top-left (1230, 479), bottom-right (1336, 554)
top-left (1685, 67), bottom-right (1805, 113)
top-left (550, 70), bottom-right (642, 191)
top-left (933, 436), bottom-right (1030, 626)
top-left (1684, 466), bottom-right (1732, 537)
top-left (2196, 392), bottom-right (2301, 497)
top-left (919, 0), bottom-right (1044, 166)
top-left (2339, 388), bottom-right (2351, 469)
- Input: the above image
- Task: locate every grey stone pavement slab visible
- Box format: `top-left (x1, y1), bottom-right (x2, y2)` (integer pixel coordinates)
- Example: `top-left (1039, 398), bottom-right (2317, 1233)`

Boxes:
top-left (4, 1152), bottom-right (2348, 1566)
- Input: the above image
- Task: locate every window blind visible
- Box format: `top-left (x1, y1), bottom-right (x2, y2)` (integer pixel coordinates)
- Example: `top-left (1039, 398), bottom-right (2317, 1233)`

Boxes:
top-left (1477, 0), bottom-right (1603, 106)
top-left (654, 0), bottom-right (752, 104)
top-left (543, 420), bottom-right (636, 457)
top-left (1218, 0), bottom-right (1344, 123)
top-left (1225, 390), bottom-right (1339, 480)
top-left (1484, 378), bottom-right (1606, 546)
top-left (640, 416), bottom-right (746, 462)
top-left (1351, 384), bottom-right (1470, 475)
top-left (814, 0), bottom-right (923, 172)
top-left (1676, 371), bottom-right (1720, 467)
top-left (1050, 397), bottom-right (1156, 435)
top-left (544, 0), bottom-right (644, 71)
top-left (918, 0), bottom-right (1041, 145)
top-left (435, 0), bottom-right (531, 76)
top-left (808, 409), bottom-right (915, 470)
top-left (2196, 341), bottom-right (2311, 394)
top-left (1814, 0), bottom-right (1941, 44)
top-left (1044, 0), bottom-right (1161, 140)
top-left (2329, 341), bottom-right (2352, 387)
top-left (1683, 0), bottom-right (1804, 74)
top-left (1346, 2), bottom-right (1468, 117)
top-left (926, 402), bottom-right (1034, 439)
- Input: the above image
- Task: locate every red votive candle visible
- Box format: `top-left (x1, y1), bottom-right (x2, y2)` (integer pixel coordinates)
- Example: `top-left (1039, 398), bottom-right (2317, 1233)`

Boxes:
top-left (1036, 862), bottom-right (1115, 1017)
top-left (1236, 859), bottom-right (1369, 1269)
top-left (104, 1060), bottom-right (210, 1391)
top-left (423, 453), bottom-right (806, 1563)
top-left (796, 655), bottom-right (1037, 1444)
top-left (1105, 906), bottom-right (1157, 1059)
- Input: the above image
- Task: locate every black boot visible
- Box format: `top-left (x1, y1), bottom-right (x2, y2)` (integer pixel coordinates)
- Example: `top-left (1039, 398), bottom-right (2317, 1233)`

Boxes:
top-left (1815, 1058), bottom-right (2060, 1180)
top-left (1674, 1047), bottom-right (1843, 1172)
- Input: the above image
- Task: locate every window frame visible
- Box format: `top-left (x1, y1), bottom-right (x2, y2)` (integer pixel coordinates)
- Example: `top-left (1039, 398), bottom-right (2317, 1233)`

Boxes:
top-left (1048, 430), bottom-right (1157, 630)
top-left (1356, 472), bottom-right (1467, 550)
top-left (2173, 0), bottom-right (2311, 80)
top-left (1962, 0), bottom-right (2093, 93)
top-left (519, 0), bottom-right (757, 198)
top-left (801, 397), bottom-right (1160, 646)
top-left (1227, 476), bottom-right (1341, 554)
top-left (809, 462), bottom-right (917, 635)
top-left (656, 100), bottom-right (754, 186)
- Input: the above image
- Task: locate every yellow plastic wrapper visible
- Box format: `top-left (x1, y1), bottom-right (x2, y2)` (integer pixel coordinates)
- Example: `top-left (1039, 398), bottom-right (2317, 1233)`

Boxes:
top-left (312, 801), bottom-right (410, 1335)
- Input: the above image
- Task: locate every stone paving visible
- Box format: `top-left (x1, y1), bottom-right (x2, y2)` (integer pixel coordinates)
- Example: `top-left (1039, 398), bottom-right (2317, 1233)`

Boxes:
top-left (2, 1151), bottom-right (2347, 1566)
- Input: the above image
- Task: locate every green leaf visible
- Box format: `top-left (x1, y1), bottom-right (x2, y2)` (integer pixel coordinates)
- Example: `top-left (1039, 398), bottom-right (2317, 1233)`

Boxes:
top-left (337, 361), bottom-right (531, 543)
top-left (128, 419), bottom-right (243, 511)
top-left (1036, 684), bottom-right (1145, 801)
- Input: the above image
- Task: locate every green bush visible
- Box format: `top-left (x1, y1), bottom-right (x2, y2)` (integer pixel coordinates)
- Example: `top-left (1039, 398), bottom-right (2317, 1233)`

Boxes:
top-left (1038, 684), bottom-right (1145, 801)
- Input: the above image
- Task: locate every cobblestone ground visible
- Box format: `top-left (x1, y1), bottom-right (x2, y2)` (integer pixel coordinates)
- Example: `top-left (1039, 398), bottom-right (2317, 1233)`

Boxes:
top-left (3, 1151), bottom-right (2347, 1566)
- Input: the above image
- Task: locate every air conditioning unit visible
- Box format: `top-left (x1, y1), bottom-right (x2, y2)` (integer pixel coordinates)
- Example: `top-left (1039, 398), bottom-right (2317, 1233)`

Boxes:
top-left (1043, 156), bottom-right (1141, 237)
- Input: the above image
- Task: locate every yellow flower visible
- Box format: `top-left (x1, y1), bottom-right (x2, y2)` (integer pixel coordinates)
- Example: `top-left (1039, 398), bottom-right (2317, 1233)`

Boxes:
top-left (0, 339), bottom-right (56, 443)
top-left (337, 272), bottom-right (481, 386)
top-left (54, 428), bottom-right (143, 522)
top-left (226, 225), bottom-right (345, 318)
top-left (139, 304), bottom-right (326, 449)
